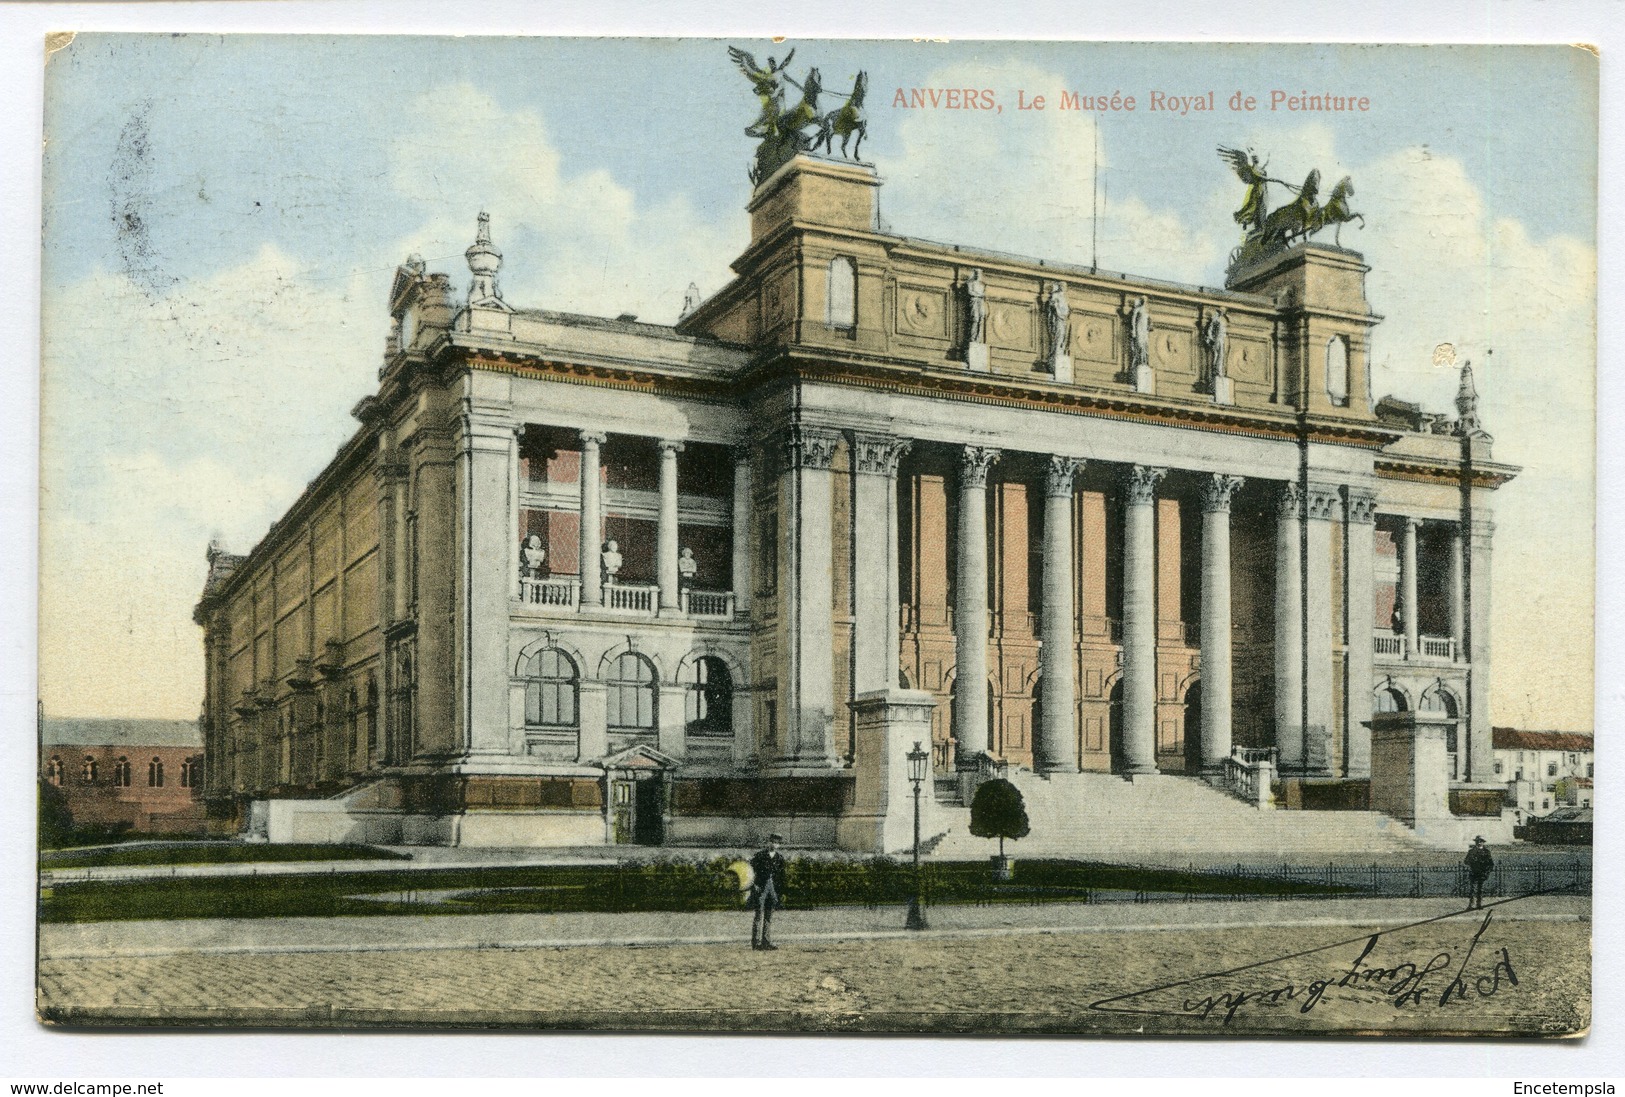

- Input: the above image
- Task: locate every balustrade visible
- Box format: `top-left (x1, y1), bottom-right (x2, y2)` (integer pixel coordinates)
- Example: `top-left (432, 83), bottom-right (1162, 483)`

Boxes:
top-left (1222, 745), bottom-right (1276, 809)
top-left (681, 589), bottom-right (736, 620)
top-left (518, 577), bottom-right (579, 608)
top-left (1373, 631), bottom-right (1459, 662)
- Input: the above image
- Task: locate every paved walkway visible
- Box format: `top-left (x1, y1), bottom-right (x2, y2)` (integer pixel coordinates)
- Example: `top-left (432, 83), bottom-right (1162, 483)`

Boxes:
top-left (40, 893), bottom-right (1590, 961)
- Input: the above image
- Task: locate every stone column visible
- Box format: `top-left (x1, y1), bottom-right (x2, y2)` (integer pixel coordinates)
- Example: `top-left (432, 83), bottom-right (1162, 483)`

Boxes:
top-left (1465, 511), bottom-right (1495, 783)
top-left (1037, 456), bottom-right (1082, 773)
top-left (732, 445), bottom-right (753, 614)
top-left (953, 446), bottom-right (1001, 762)
top-left (1304, 483), bottom-right (1341, 775)
top-left (658, 440), bottom-right (683, 611)
top-left (1122, 464), bottom-right (1167, 775)
top-left (1344, 487), bottom-right (1378, 778)
top-left (853, 434), bottom-right (911, 698)
top-left (578, 431), bottom-right (606, 607)
top-left (1274, 483), bottom-right (1305, 771)
top-left (1448, 524), bottom-right (1465, 659)
top-left (1401, 516), bottom-right (1421, 658)
top-left (782, 425), bottom-right (841, 769)
top-left (1199, 474), bottom-right (1244, 774)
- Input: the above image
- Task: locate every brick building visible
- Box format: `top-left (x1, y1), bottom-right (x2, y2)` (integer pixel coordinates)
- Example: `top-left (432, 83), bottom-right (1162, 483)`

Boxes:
top-left (40, 717), bottom-right (206, 836)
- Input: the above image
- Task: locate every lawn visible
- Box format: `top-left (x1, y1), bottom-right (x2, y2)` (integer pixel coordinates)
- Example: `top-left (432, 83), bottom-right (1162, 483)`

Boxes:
top-left (37, 857), bottom-right (1355, 924)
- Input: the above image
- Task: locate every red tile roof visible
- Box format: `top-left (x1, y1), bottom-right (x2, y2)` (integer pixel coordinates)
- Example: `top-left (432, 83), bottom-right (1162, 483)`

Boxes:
top-left (1492, 727), bottom-right (1594, 752)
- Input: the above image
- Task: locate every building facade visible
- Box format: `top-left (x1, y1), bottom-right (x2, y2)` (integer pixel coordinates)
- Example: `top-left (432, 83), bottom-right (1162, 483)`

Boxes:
top-left (39, 717), bottom-right (206, 835)
top-left (194, 153), bottom-right (1517, 847)
top-left (1492, 727), bottom-right (1594, 824)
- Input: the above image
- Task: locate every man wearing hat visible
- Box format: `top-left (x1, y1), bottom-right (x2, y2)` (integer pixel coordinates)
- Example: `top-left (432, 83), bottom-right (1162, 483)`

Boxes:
top-left (748, 833), bottom-right (788, 950)
top-left (1464, 836), bottom-right (1495, 910)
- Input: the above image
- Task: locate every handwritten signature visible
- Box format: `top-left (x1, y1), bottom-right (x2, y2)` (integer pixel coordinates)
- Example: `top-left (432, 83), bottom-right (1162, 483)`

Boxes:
top-left (1091, 903), bottom-right (1528, 1026)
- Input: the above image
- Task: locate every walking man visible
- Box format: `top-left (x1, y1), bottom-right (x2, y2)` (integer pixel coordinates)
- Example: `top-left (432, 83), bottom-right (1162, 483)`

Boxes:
top-left (748, 833), bottom-right (788, 950)
top-left (1464, 835), bottom-right (1495, 910)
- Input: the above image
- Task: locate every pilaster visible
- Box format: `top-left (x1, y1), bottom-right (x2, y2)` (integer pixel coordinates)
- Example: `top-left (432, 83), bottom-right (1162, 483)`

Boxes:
top-left (1344, 487), bottom-right (1377, 778)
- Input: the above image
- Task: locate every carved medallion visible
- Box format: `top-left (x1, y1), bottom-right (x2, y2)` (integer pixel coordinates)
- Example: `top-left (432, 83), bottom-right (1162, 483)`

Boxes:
top-left (1072, 314), bottom-right (1117, 364)
top-left (895, 288), bottom-right (946, 337)
top-left (988, 303), bottom-right (1033, 351)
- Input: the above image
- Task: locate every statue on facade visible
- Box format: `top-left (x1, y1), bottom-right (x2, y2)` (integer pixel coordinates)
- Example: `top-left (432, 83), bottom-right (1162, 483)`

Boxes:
top-left (961, 269), bottom-right (987, 346)
top-left (1126, 296), bottom-right (1150, 371)
top-left (520, 534), bottom-right (547, 580)
top-left (1220, 146), bottom-right (1366, 277)
top-left (601, 540), bottom-right (623, 586)
top-left (1201, 307), bottom-right (1228, 380)
top-left (678, 547), bottom-right (699, 591)
top-left (1043, 281), bottom-right (1070, 370)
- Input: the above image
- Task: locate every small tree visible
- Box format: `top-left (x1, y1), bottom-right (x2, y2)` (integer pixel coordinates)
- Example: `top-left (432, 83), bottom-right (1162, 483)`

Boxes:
top-left (968, 778), bottom-right (1030, 859)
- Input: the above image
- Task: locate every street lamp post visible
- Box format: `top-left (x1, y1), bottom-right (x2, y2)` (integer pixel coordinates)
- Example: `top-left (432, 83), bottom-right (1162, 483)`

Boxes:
top-left (906, 739), bottom-right (929, 931)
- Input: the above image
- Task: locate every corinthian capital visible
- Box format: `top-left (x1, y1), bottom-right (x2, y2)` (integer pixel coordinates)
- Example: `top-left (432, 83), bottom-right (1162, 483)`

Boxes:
top-left (1124, 464), bottom-right (1167, 506)
top-left (1277, 482), bottom-right (1305, 520)
top-left (785, 425), bottom-right (841, 471)
top-left (852, 433), bottom-right (912, 476)
top-left (1200, 473), bottom-right (1246, 513)
top-left (960, 446), bottom-right (1002, 488)
top-left (1044, 456), bottom-right (1083, 497)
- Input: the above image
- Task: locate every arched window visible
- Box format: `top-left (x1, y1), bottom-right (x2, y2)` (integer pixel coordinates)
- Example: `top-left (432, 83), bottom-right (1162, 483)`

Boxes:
top-left (1325, 336), bottom-right (1350, 406)
top-left (46, 756), bottom-right (63, 786)
top-left (1421, 688), bottom-right (1461, 776)
top-left (684, 656), bottom-right (733, 736)
top-left (1374, 686), bottom-right (1408, 713)
top-left (525, 648), bottom-right (579, 728)
top-left (826, 256), bottom-right (856, 330)
top-left (147, 757), bottom-right (164, 788)
top-left (607, 653), bottom-right (657, 731)
top-left (81, 755), bottom-right (97, 783)
top-left (180, 757), bottom-right (199, 788)
top-left (113, 756), bottom-right (132, 788)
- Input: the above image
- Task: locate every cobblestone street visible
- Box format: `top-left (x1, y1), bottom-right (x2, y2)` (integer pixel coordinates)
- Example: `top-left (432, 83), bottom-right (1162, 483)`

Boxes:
top-left (38, 898), bottom-right (1591, 1036)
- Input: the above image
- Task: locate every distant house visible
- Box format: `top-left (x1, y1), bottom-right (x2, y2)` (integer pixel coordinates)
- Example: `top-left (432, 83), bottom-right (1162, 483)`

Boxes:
top-left (40, 717), bottom-right (207, 836)
top-left (1491, 728), bottom-right (1593, 826)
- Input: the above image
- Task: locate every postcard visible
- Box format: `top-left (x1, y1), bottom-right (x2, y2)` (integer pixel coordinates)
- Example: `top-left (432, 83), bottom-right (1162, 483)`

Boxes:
top-left (35, 35), bottom-right (1595, 1036)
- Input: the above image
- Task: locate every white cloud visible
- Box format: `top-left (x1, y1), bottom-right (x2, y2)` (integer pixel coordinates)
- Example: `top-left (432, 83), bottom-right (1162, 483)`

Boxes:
top-left (387, 83), bottom-right (739, 325)
top-left (39, 247), bottom-right (380, 717)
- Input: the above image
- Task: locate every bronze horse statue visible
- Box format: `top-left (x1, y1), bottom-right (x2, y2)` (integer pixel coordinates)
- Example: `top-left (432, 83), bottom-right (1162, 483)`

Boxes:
top-left (1314, 175), bottom-right (1365, 246)
top-left (1257, 168), bottom-right (1321, 250)
top-left (815, 71), bottom-right (868, 160)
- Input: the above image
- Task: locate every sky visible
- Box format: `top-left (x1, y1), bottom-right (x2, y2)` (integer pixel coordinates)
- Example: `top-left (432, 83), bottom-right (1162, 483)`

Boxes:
top-left (36, 35), bottom-right (1597, 730)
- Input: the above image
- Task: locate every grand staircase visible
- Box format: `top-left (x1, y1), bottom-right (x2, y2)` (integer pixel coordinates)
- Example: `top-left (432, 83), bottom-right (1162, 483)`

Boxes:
top-left (924, 770), bottom-right (1430, 864)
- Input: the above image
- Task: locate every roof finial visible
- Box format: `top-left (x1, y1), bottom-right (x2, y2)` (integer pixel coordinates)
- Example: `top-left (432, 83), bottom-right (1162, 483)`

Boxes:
top-left (465, 211), bottom-right (504, 306)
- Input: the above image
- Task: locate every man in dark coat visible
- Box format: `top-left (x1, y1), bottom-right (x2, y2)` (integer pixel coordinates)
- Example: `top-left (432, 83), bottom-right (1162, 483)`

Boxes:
top-left (748, 833), bottom-right (788, 950)
top-left (1464, 836), bottom-right (1495, 910)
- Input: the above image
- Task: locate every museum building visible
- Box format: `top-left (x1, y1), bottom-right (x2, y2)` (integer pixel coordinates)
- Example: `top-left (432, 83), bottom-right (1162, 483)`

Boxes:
top-left (194, 151), bottom-right (1517, 847)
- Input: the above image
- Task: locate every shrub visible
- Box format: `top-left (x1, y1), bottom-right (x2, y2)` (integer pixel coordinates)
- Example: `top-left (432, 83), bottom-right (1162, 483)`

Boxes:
top-left (968, 778), bottom-right (1030, 858)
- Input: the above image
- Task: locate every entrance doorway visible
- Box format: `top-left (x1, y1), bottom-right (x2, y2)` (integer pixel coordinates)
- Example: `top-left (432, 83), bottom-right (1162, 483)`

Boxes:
top-left (1183, 680), bottom-right (1203, 772)
top-left (610, 771), bottom-right (667, 845)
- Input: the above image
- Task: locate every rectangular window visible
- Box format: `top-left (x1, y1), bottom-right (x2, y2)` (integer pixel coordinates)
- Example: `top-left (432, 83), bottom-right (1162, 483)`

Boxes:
top-left (1547, 763), bottom-right (1558, 777)
top-left (1587, 763), bottom-right (1594, 777)
top-left (1494, 762), bottom-right (1503, 775)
